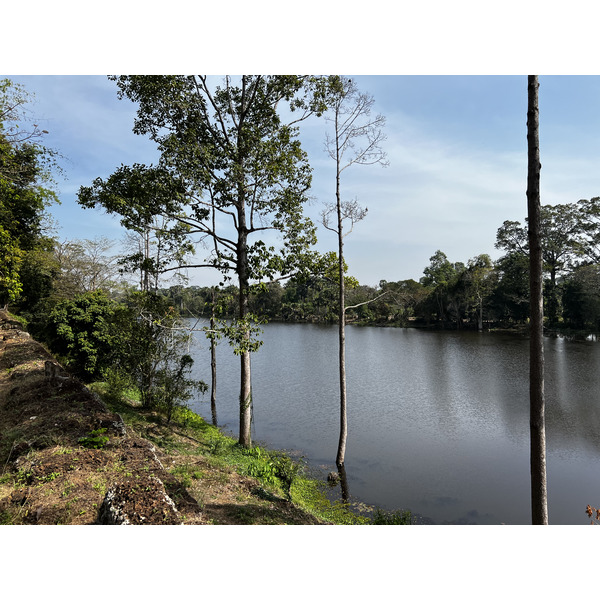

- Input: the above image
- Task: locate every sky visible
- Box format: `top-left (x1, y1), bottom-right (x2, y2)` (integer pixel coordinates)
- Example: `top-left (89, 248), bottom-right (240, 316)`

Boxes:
top-left (6, 73), bottom-right (600, 290)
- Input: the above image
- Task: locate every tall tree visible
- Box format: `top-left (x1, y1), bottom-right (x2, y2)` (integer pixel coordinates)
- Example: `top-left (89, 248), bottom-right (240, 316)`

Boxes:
top-left (527, 75), bottom-right (548, 524)
top-left (464, 254), bottom-right (494, 331)
top-left (78, 76), bottom-right (327, 447)
top-left (495, 203), bottom-right (583, 325)
top-left (0, 79), bottom-right (60, 307)
top-left (419, 250), bottom-right (464, 326)
top-left (321, 77), bottom-right (387, 469)
top-left (52, 237), bottom-right (121, 297)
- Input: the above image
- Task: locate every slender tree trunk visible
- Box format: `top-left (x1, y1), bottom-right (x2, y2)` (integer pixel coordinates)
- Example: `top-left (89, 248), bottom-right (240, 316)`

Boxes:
top-left (527, 75), bottom-right (549, 525)
top-left (210, 287), bottom-right (218, 427)
top-left (235, 134), bottom-right (253, 448)
top-left (337, 463), bottom-right (350, 502)
top-left (239, 344), bottom-right (252, 447)
top-left (335, 157), bottom-right (347, 468)
top-left (143, 231), bottom-right (150, 292)
top-left (238, 286), bottom-right (253, 446)
top-left (238, 222), bottom-right (253, 447)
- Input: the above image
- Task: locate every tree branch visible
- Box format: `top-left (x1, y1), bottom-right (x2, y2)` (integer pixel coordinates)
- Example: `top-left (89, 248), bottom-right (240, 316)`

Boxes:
top-left (345, 291), bottom-right (389, 312)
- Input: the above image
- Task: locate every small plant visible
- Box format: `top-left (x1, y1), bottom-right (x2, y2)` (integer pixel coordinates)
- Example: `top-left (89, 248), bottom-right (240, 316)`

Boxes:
top-left (272, 455), bottom-right (299, 500)
top-left (16, 469), bottom-right (32, 485)
top-left (78, 428), bottom-right (109, 449)
top-left (93, 482), bottom-right (106, 494)
top-left (100, 367), bottom-right (133, 403)
top-left (53, 447), bottom-right (73, 455)
top-left (209, 438), bottom-right (228, 456)
top-left (371, 508), bottom-right (413, 525)
top-left (586, 504), bottom-right (600, 524)
top-left (39, 471), bottom-right (61, 483)
top-left (241, 446), bottom-right (299, 498)
top-left (175, 407), bottom-right (207, 429)
top-left (246, 461), bottom-right (278, 485)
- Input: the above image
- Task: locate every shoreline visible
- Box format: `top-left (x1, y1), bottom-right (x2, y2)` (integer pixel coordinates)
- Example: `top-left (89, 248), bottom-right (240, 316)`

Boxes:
top-left (0, 309), bottom-right (408, 525)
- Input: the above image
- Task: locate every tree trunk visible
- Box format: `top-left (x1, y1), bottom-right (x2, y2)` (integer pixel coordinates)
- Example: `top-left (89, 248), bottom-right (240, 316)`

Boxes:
top-left (238, 224), bottom-right (253, 448)
top-left (337, 463), bottom-right (350, 503)
top-left (210, 288), bottom-right (218, 427)
top-left (335, 159), bottom-right (347, 469)
top-left (239, 345), bottom-right (252, 447)
top-left (527, 75), bottom-right (549, 525)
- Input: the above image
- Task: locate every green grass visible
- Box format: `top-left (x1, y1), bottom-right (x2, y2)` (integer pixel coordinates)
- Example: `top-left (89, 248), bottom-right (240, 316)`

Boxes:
top-left (96, 387), bottom-right (409, 525)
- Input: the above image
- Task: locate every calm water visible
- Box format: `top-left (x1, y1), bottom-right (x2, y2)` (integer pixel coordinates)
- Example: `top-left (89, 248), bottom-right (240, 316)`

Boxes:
top-left (188, 322), bottom-right (600, 524)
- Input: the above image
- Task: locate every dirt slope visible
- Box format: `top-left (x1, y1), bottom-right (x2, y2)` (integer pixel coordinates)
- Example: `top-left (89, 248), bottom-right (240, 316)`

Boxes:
top-left (0, 310), bottom-right (322, 525)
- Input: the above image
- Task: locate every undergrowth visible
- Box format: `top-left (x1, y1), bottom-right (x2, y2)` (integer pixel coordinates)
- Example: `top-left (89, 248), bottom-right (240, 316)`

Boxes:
top-left (94, 382), bottom-right (409, 525)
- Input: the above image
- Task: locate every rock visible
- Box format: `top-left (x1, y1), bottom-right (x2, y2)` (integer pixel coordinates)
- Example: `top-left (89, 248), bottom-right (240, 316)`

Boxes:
top-left (327, 471), bottom-right (340, 484)
top-left (95, 413), bottom-right (127, 437)
top-left (97, 476), bottom-right (182, 525)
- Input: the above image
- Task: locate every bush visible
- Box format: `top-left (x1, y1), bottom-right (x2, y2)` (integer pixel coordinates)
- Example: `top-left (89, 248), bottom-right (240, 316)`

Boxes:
top-left (100, 367), bottom-right (134, 403)
top-left (39, 290), bottom-right (125, 380)
top-left (371, 508), bottom-right (413, 525)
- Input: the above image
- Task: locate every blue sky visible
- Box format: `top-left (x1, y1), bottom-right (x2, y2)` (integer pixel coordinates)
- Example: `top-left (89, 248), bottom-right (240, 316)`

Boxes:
top-left (6, 74), bottom-right (600, 289)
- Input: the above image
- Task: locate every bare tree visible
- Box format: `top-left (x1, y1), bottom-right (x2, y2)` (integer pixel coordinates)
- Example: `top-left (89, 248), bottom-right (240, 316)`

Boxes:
top-left (120, 216), bottom-right (192, 292)
top-left (321, 77), bottom-right (388, 469)
top-left (53, 237), bottom-right (120, 297)
top-left (527, 75), bottom-right (548, 524)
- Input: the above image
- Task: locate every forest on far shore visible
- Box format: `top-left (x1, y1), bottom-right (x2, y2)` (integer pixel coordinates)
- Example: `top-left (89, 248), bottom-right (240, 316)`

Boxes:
top-left (157, 198), bottom-right (600, 334)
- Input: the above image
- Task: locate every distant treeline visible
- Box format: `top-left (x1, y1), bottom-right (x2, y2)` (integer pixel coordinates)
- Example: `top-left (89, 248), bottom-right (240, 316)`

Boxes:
top-left (158, 198), bottom-right (600, 333)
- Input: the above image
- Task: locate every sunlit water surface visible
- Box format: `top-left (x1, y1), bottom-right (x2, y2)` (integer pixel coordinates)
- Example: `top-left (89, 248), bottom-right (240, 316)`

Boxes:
top-left (188, 322), bottom-right (600, 524)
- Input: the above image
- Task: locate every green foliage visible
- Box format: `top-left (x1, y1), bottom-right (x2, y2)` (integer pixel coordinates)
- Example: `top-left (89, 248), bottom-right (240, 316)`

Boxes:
top-left (78, 429), bottom-right (109, 449)
top-left (154, 354), bottom-right (208, 422)
top-left (220, 313), bottom-right (265, 356)
top-left (77, 76), bottom-right (336, 448)
top-left (34, 288), bottom-right (206, 420)
top-left (241, 446), bottom-right (300, 499)
top-left (39, 471), bottom-right (62, 482)
top-left (100, 367), bottom-right (134, 404)
top-left (39, 290), bottom-right (124, 380)
top-left (371, 508), bottom-right (413, 525)
top-left (115, 291), bottom-right (207, 413)
top-left (0, 79), bottom-right (61, 308)
top-left (78, 76), bottom-right (324, 288)
top-left (289, 476), bottom-right (369, 524)
top-left (208, 438), bottom-right (229, 456)
top-left (0, 224), bottom-right (24, 302)
top-left (562, 264), bottom-right (600, 330)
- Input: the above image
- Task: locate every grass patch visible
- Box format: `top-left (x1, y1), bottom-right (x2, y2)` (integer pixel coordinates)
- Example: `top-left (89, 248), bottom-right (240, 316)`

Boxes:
top-left (93, 383), bottom-right (408, 525)
top-left (371, 508), bottom-right (413, 525)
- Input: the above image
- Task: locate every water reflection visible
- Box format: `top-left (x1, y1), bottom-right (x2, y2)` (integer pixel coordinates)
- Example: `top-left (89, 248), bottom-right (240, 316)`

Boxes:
top-left (189, 322), bottom-right (600, 524)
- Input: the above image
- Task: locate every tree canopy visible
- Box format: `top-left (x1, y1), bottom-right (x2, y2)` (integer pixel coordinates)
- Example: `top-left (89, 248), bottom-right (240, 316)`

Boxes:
top-left (0, 79), bottom-right (60, 306)
top-left (77, 75), bottom-right (331, 447)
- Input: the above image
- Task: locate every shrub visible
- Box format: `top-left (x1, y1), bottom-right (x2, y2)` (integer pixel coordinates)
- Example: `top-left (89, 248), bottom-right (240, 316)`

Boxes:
top-left (371, 508), bottom-right (413, 525)
top-left (78, 428), bottom-right (109, 449)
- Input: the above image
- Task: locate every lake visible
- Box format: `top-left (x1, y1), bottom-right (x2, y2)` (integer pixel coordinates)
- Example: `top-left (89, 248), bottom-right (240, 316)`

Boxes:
top-left (188, 322), bottom-right (600, 524)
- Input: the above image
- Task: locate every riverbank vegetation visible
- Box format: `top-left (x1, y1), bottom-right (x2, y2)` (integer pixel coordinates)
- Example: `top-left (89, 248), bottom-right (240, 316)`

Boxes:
top-left (0, 309), bottom-right (384, 524)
